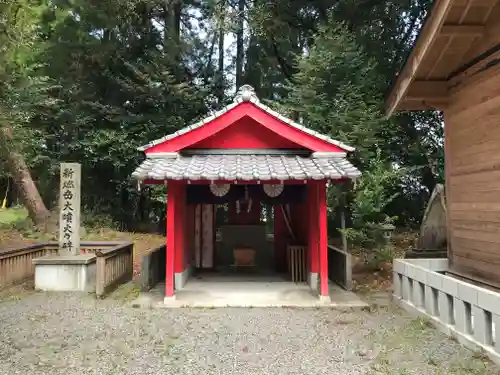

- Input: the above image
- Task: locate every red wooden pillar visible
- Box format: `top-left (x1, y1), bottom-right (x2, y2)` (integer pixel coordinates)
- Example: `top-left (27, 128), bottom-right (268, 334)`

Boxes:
top-left (318, 182), bottom-right (329, 297)
top-left (165, 182), bottom-right (179, 298)
top-left (175, 184), bottom-right (186, 276)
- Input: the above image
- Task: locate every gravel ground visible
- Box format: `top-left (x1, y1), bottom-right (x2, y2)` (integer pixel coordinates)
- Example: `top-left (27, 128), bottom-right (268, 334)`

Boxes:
top-left (0, 286), bottom-right (499, 375)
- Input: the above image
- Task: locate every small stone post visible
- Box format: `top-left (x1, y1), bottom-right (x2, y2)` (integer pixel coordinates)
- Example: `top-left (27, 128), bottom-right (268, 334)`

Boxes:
top-left (58, 163), bottom-right (81, 255)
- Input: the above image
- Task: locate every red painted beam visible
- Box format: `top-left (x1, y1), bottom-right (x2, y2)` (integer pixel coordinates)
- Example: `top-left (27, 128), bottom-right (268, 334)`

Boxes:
top-left (140, 178), bottom-right (348, 186)
top-left (318, 182), bottom-right (329, 297)
top-left (146, 104), bottom-right (248, 153)
top-left (142, 179), bottom-right (167, 185)
top-left (245, 103), bottom-right (345, 152)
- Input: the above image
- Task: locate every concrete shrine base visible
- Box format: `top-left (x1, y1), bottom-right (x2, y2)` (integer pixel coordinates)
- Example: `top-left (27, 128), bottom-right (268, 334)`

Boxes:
top-left (308, 272), bottom-right (319, 292)
top-left (33, 254), bottom-right (96, 293)
top-left (174, 267), bottom-right (192, 290)
top-left (131, 274), bottom-right (367, 308)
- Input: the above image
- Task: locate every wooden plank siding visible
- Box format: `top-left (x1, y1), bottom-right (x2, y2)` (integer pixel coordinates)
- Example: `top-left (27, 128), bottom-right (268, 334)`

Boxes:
top-left (456, 4), bottom-right (500, 67)
top-left (385, 0), bottom-right (500, 284)
top-left (445, 54), bottom-right (500, 283)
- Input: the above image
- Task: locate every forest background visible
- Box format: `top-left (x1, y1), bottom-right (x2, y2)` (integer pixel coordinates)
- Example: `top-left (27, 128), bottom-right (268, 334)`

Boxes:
top-left (0, 0), bottom-right (442, 251)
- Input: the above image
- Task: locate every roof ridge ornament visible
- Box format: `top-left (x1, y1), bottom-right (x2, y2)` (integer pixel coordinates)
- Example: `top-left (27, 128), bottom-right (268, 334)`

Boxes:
top-left (235, 85), bottom-right (259, 103)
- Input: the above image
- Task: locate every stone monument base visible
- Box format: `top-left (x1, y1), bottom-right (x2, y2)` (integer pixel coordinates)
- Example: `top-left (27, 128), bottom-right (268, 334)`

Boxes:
top-left (33, 254), bottom-right (96, 292)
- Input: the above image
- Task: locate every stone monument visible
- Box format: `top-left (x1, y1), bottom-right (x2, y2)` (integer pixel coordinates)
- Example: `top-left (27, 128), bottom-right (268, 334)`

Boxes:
top-left (58, 163), bottom-right (81, 255)
top-left (33, 163), bottom-right (96, 292)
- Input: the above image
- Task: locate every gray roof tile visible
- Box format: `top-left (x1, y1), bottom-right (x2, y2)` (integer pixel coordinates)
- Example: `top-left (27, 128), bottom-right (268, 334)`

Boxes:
top-left (132, 154), bottom-right (361, 182)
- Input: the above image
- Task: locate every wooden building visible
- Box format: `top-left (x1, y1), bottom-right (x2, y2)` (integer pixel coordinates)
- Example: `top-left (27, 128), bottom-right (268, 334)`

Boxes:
top-left (132, 85), bottom-right (360, 301)
top-left (386, 0), bottom-right (500, 286)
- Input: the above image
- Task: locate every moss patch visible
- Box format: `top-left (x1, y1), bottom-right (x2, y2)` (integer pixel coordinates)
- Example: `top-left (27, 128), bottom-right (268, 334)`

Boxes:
top-left (0, 206), bottom-right (29, 226)
top-left (107, 281), bottom-right (142, 302)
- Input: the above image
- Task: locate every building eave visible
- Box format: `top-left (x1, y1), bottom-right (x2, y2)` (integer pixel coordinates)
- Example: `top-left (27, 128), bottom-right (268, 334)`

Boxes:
top-left (385, 0), bottom-right (454, 117)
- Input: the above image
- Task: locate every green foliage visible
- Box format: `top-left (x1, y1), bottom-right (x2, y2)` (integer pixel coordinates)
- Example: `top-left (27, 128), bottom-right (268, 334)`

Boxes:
top-left (280, 17), bottom-right (402, 253)
top-left (344, 151), bottom-right (401, 254)
top-left (0, 0), bottom-right (444, 233)
top-left (372, 245), bottom-right (396, 263)
top-left (281, 20), bottom-right (388, 165)
top-left (81, 209), bottom-right (117, 231)
top-left (350, 151), bottom-right (400, 226)
top-left (149, 185), bottom-right (168, 205)
top-left (0, 0), bottom-right (56, 198)
top-left (0, 1), bottom-right (48, 75)
top-left (23, 1), bottom-right (209, 226)
top-left (0, 205), bottom-right (32, 230)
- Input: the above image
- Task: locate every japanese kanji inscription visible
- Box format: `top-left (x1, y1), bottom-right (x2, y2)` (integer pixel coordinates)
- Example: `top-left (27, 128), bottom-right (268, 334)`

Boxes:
top-left (58, 163), bottom-right (81, 255)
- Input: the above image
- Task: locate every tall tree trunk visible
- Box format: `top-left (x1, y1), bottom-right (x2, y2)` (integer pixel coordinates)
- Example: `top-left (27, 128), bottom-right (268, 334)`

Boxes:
top-left (216, 0), bottom-right (225, 104)
top-left (244, 33), bottom-right (259, 90)
top-left (164, 0), bottom-right (182, 68)
top-left (235, 0), bottom-right (244, 88)
top-left (0, 127), bottom-right (50, 227)
top-left (174, 2), bottom-right (181, 44)
top-left (244, 0), bottom-right (261, 93)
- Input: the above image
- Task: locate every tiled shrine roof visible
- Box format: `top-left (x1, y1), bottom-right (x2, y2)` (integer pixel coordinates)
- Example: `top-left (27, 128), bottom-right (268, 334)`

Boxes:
top-left (132, 153), bottom-right (361, 181)
top-left (133, 85), bottom-right (361, 182)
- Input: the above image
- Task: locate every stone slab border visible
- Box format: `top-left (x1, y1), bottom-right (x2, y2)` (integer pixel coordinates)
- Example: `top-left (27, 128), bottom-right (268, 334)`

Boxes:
top-left (33, 254), bottom-right (97, 293)
top-left (393, 258), bottom-right (500, 366)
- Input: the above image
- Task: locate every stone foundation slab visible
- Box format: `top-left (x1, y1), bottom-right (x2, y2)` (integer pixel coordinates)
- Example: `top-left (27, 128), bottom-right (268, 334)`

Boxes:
top-left (33, 255), bottom-right (96, 293)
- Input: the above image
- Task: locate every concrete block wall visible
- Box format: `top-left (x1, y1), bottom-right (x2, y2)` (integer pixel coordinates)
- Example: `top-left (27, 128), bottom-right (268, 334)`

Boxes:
top-left (393, 258), bottom-right (500, 365)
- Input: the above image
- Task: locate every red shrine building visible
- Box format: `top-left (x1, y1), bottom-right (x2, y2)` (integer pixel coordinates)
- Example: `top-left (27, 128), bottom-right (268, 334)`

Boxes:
top-left (132, 85), bottom-right (360, 301)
